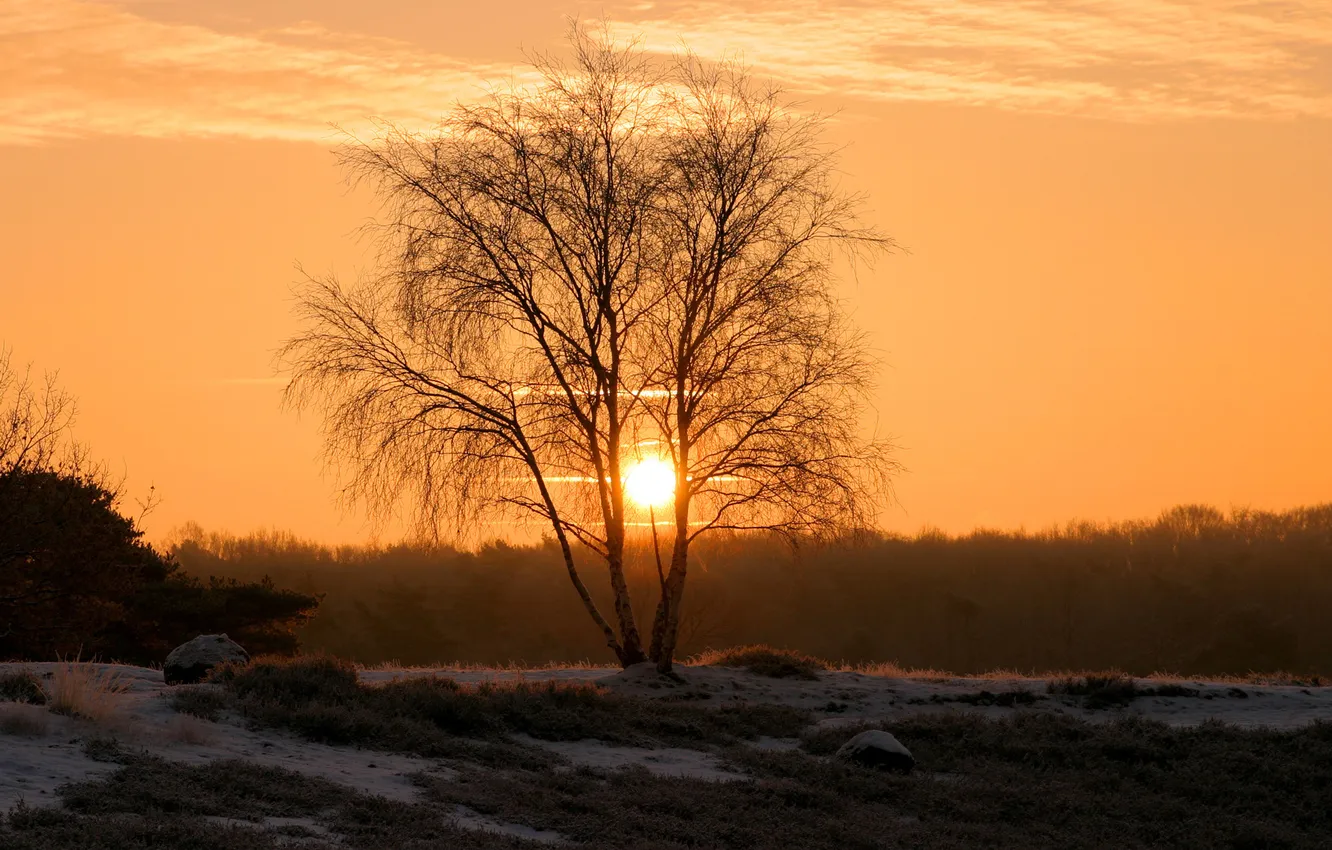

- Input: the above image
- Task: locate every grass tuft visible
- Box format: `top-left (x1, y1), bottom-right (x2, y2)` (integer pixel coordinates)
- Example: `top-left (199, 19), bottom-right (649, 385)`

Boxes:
top-left (0, 669), bottom-right (47, 705)
top-left (46, 661), bottom-right (129, 721)
top-left (1047, 672), bottom-right (1140, 708)
top-left (692, 645), bottom-right (828, 680)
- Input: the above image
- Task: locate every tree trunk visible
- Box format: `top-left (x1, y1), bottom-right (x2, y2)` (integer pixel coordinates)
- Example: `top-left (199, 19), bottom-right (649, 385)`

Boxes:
top-left (606, 530), bottom-right (647, 665)
top-left (534, 467), bottom-right (626, 664)
top-left (559, 524), bottom-right (632, 665)
top-left (650, 382), bottom-right (692, 671)
top-left (605, 434), bottom-right (647, 666)
top-left (649, 455), bottom-right (692, 670)
top-left (652, 528), bottom-right (690, 673)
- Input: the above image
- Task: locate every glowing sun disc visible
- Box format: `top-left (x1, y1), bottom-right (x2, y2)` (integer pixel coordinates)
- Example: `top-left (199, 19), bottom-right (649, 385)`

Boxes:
top-left (625, 457), bottom-right (675, 508)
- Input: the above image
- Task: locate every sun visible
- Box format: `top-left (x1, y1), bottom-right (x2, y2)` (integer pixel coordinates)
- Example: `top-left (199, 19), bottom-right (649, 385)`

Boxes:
top-left (624, 457), bottom-right (676, 508)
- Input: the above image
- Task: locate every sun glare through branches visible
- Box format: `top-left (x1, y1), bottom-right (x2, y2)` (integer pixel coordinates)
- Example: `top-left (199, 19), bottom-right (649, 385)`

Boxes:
top-left (624, 457), bottom-right (676, 509)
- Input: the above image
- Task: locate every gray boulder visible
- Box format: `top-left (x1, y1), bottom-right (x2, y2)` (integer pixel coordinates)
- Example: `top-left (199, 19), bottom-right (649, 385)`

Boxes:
top-left (835, 730), bottom-right (915, 773)
top-left (163, 634), bottom-right (249, 685)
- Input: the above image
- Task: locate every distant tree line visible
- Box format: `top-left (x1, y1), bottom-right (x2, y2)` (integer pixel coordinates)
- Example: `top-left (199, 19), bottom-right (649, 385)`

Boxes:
top-left (0, 346), bottom-right (319, 664)
top-left (171, 503), bottom-right (1332, 676)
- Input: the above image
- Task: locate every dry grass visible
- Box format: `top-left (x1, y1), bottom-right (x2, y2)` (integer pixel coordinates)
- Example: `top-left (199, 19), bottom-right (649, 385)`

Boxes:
top-left (844, 660), bottom-right (960, 680)
top-left (0, 702), bottom-right (50, 736)
top-left (46, 661), bottom-right (129, 722)
top-left (691, 645), bottom-right (827, 679)
top-left (357, 658), bottom-right (603, 673)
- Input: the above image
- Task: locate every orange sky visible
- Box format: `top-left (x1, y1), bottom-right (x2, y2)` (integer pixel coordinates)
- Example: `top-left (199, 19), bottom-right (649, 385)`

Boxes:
top-left (4, 0), bottom-right (1331, 543)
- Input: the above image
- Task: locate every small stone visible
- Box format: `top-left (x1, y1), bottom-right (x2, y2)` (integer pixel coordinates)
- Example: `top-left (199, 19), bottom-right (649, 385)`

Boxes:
top-left (835, 730), bottom-right (915, 773)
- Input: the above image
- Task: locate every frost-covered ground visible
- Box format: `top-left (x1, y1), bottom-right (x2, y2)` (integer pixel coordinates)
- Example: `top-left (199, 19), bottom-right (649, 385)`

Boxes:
top-left (373, 663), bottom-right (1332, 730)
top-left (2, 661), bottom-right (1330, 846)
top-left (5, 661), bottom-right (1330, 813)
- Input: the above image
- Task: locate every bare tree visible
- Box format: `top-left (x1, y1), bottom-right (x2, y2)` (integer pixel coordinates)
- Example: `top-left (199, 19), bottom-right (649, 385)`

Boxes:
top-left (0, 345), bottom-right (77, 474)
top-left (282, 29), bottom-right (895, 672)
top-left (639, 59), bottom-right (897, 671)
top-left (1, 344), bottom-right (77, 595)
top-left (282, 29), bottom-right (671, 665)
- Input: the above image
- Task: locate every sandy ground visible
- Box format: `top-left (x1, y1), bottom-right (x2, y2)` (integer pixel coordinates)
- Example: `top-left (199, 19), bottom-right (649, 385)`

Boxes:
top-left (3, 660), bottom-right (1330, 833)
top-left (0, 663), bottom-right (450, 815)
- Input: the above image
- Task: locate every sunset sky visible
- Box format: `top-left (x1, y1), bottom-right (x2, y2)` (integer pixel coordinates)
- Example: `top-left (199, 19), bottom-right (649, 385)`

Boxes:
top-left (4, 0), bottom-right (1330, 544)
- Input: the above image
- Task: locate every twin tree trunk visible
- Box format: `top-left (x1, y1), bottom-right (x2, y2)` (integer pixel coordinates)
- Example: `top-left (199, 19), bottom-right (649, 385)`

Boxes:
top-left (593, 514), bottom-right (690, 671)
top-left (280, 37), bottom-right (889, 678)
top-left (565, 458), bottom-right (692, 672)
top-left (648, 429), bottom-right (692, 672)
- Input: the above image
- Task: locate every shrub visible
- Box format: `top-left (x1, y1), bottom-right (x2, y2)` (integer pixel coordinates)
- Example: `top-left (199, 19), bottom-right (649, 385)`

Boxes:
top-left (204, 655), bottom-right (811, 755)
top-left (206, 654), bottom-right (359, 703)
top-left (167, 685), bottom-right (228, 722)
top-left (693, 645), bottom-right (827, 680)
top-left (1047, 672), bottom-right (1202, 709)
top-left (0, 669), bottom-right (46, 705)
top-left (946, 689), bottom-right (1040, 707)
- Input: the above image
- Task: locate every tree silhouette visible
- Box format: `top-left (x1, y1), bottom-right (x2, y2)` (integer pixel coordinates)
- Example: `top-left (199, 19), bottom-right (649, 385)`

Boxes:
top-left (0, 347), bottom-right (319, 662)
top-left (281, 28), bottom-right (894, 671)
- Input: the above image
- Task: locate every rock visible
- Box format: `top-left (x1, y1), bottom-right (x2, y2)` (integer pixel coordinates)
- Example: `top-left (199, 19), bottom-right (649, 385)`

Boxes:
top-left (835, 730), bottom-right (915, 773)
top-left (163, 634), bottom-right (249, 685)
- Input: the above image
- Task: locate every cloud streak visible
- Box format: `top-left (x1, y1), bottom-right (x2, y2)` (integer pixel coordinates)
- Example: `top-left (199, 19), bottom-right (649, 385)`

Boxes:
top-left (616, 0), bottom-right (1332, 120)
top-left (0, 0), bottom-right (514, 144)
top-left (2, 0), bottom-right (1329, 145)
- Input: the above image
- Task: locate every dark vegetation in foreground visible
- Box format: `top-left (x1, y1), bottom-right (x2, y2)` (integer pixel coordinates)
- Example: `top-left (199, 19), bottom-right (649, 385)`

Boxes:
top-left (172, 502), bottom-right (1332, 676)
top-left (0, 467), bottom-right (318, 666)
top-left (1046, 673), bottom-right (1203, 709)
top-left (2, 348), bottom-right (319, 666)
top-left (7, 689), bottom-right (1332, 849)
top-left (176, 656), bottom-right (809, 763)
top-left (433, 714), bottom-right (1332, 850)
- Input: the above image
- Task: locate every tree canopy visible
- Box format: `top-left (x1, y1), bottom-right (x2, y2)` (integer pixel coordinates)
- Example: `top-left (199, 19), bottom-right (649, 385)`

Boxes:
top-left (282, 29), bottom-right (895, 671)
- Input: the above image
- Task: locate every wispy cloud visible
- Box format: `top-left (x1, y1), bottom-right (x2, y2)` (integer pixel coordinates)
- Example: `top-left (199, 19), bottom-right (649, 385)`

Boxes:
top-left (0, 0), bottom-right (516, 144)
top-left (616, 0), bottom-right (1332, 120)
top-left (1, 0), bottom-right (1329, 145)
